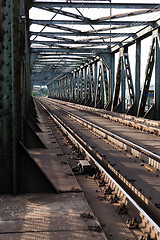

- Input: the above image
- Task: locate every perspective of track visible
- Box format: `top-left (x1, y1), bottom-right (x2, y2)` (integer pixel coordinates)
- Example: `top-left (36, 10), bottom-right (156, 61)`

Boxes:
top-left (35, 97), bottom-right (160, 240)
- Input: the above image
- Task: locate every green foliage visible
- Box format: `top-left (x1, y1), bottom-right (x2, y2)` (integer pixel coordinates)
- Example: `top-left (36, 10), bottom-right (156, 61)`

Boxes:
top-left (32, 87), bottom-right (49, 97)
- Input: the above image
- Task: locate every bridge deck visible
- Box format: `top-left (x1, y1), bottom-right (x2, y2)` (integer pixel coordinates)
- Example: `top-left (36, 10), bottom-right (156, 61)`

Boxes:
top-left (0, 108), bottom-right (107, 240)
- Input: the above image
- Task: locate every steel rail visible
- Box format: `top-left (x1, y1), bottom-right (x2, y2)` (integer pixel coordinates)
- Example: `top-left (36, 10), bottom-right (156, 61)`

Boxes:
top-left (36, 98), bottom-right (160, 237)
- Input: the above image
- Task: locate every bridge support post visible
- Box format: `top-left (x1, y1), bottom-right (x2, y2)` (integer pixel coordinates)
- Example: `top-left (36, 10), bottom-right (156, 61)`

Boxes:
top-left (110, 53), bottom-right (115, 104)
top-left (155, 29), bottom-right (160, 120)
top-left (100, 52), bottom-right (114, 109)
top-left (0, 0), bottom-right (23, 194)
top-left (135, 40), bottom-right (141, 115)
top-left (121, 49), bottom-right (126, 113)
top-left (93, 62), bottom-right (98, 107)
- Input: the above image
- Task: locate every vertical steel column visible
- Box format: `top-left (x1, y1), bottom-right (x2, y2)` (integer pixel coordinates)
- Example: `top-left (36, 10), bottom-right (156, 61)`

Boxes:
top-left (67, 76), bottom-right (70, 100)
top-left (58, 80), bottom-right (61, 98)
top-left (155, 29), bottom-right (160, 120)
top-left (95, 61), bottom-right (104, 108)
top-left (63, 77), bottom-right (65, 99)
top-left (24, 5), bottom-right (31, 115)
top-left (71, 72), bottom-right (74, 101)
top-left (89, 63), bottom-right (94, 103)
top-left (123, 48), bottom-right (134, 108)
top-left (72, 72), bottom-right (76, 101)
top-left (102, 62), bottom-right (109, 107)
top-left (81, 68), bottom-right (85, 102)
top-left (62, 78), bottom-right (65, 99)
top-left (2, 0), bottom-right (14, 193)
top-left (65, 76), bottom-right (68, 99)
top-left (85, 66), bottom-right (90, 103)
top-left (68, 73), bottom-right (73, 101)
top-left (100, 53), bottom-right (111, 105)
top-left (121, 53), bottom-right (125, 113)
top-left (54, 81), bottom-right (56, 98)
top-left (47, 83), bottom-right (51, 96)
top-left (111, 53), bottom-right (123, 112)
top-left (93, 61), bottom-right (98, 106)
top-left (58, 79), bottom-right (63, 99)
top-left (11, 0), bottom-right (18, 195)
top-left (100, 61), bottom-right (105, 107)
top-left (76, 69), bottom-right (81, 102)
top-left (79, 69), bottom-right (82, 101)
top-left (84, 66), bottom-right (87, 102)
top-left (110, 53), bottom-right (115, 102)
top-left (135, 40), bottom-right (141, 114)
top-left (1, 0), bottom-right (21, 194)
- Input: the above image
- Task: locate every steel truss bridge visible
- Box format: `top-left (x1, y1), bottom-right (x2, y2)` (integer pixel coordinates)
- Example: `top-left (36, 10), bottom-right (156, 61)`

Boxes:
top-left (0, 0), bottom-right (160, 195)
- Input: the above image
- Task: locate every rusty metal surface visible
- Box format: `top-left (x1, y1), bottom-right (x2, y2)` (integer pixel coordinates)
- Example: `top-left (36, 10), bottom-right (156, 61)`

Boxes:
top-left (28, 148), bottom-right (81, 193)
top-left (0, 193), bottom-right (106, 240)
top-left (27, 109), bottom-right (81, 192)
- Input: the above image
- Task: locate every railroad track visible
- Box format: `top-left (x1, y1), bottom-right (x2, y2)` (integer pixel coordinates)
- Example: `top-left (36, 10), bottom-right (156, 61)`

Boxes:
top-left (40, 98), bottom-right (160, 171)
top-left (35, 97), bottom-right (160, 239)
top-left (47, 98), bottom-right (160, 137)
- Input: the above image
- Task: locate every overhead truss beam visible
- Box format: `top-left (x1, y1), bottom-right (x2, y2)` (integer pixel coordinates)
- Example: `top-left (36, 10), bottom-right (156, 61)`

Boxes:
top-left (30, 48), bottom-right (110, 53)
top-left (30, 20), bottom-right (156, 26)
top-left (32, 3), bottom-right (159, 9)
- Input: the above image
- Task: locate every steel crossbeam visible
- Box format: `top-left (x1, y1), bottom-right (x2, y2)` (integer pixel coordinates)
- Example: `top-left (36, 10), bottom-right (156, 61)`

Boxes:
top-left (32, 2), bottom-right (159, 9)
top-left (30, 20), bottom-right (155, 26)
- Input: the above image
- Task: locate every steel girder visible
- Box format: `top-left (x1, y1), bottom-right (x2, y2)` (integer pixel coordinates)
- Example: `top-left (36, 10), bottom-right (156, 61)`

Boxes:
top-left (30, 20), bottom-right (155, 26)
top-left (154, 29), bottom-right (160, 120)
top-left (0, 0), bottom-right (22, 194)
top-left (32, 2), bottom-right (159, 9)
